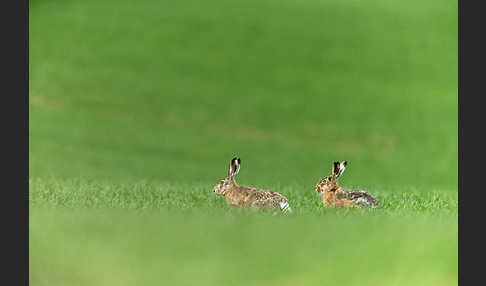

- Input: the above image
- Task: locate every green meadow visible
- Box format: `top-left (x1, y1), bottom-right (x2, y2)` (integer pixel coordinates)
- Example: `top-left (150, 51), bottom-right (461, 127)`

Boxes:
top-left (29, 0), bottom-right (457, 285)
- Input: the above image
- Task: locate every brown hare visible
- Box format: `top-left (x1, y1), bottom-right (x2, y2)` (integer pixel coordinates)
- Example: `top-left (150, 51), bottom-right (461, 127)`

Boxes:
top-left (315, 161), bottom-right (381, 208)
top-left (213, 157), bottom-right (292, 212)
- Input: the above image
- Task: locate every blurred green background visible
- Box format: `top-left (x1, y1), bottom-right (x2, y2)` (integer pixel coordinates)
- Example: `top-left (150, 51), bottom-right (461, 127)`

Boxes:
top-left (29, 0), bottom-right (457, 285)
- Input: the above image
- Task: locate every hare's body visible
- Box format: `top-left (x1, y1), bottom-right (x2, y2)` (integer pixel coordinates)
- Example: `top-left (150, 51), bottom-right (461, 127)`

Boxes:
top-left (316, 161), bottom-right (381, 209)
top-left (226, 185), bottom-right (290, 211)
top-left (322, 188), bottom-right (381, 208)
top-left (213, 158), bottom-right (291, 212)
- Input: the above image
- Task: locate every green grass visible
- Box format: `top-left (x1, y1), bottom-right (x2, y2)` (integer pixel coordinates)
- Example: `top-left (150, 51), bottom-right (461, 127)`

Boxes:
top-left (29, 0), bottom-right (457, 285)
top-left (30, 206), bottom-right (457, 286)
top-left (30, 178), bottom-right (457, 215)
top-left (30, 178), bottom-right (457, 286)
top-left (29, 179), bottom-right (458, 286)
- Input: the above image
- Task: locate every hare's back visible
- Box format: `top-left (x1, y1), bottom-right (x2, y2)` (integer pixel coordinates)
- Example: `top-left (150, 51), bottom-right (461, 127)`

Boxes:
top-left (252, 188), bottom-right (288, 203)
top-left (240, 186), bottom-right (290, 211)
top-left (344, 190), bottom-right (381, 208)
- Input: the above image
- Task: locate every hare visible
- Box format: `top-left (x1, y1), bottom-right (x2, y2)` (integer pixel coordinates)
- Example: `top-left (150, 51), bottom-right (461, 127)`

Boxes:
top-left (315, 161), bottom-right (381, 208)
top-left (213, 157), bottom-right (292, 212)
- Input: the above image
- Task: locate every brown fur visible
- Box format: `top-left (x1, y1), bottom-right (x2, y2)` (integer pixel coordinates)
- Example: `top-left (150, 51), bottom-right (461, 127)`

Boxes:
top-left (213, 158), bottom-right (291, 212)
top-left (315, 161), bottom-right (381, 208)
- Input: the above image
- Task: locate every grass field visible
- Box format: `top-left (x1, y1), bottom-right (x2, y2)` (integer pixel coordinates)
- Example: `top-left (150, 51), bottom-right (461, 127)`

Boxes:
top-left (29, 0), bottom-right (457, 285)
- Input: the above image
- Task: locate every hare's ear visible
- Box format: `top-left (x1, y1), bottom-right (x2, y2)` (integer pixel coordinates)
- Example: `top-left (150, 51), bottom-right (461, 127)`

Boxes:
top-left (228, 157), bottom-right (241, 178)
top-left (332, 161), bottom-right (340, 177)
top-left (337, 160), bottom-right (347, 178)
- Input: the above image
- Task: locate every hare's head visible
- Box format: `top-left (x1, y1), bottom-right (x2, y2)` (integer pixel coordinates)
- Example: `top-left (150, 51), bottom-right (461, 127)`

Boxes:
top-left (213, 157), bottom-right (240, 196)
top-left (315, 161), bottom-right (347, 193)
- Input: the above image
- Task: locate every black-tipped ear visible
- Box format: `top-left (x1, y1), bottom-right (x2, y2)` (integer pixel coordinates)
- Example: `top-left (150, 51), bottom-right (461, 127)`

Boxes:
top-left (337, 160), bottom-right (347, 178)
top-left (228, 157), bottom-right (241, 178)
top-left (332, 161), bottom-right (340, 176)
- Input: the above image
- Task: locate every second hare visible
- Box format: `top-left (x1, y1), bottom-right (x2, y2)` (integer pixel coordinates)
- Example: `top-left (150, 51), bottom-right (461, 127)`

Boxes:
top-left (315, 161), bottom-right (382, 208)
top-left (213, 157), bottom-right (292, 212)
